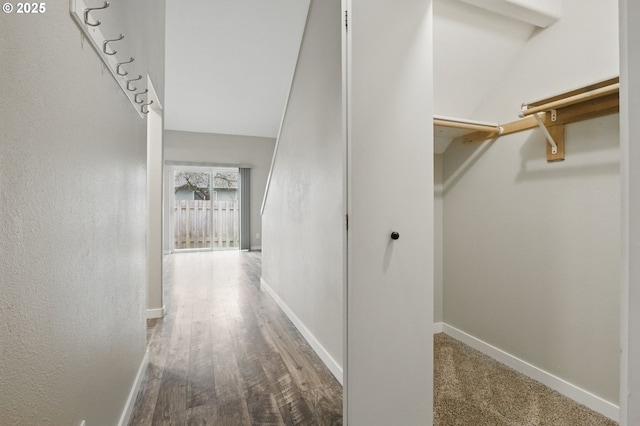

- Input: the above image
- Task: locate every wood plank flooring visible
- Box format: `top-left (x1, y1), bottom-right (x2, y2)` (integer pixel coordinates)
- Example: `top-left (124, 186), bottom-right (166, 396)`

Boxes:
top-left (128, 250), bottom-right (615, 425)
top-left (128, 251), bottom-right (343, 426)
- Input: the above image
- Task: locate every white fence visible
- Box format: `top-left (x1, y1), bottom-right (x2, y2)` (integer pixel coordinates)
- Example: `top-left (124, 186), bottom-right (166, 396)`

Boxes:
top-left (173, 200), bottom-right (239, 249)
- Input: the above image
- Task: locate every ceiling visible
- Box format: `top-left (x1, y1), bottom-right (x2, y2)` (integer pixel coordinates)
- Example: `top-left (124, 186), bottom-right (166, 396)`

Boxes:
top-left (165, 0), bottom-right (310, 138)
top-left (164, 0), bottom-right (559, 151)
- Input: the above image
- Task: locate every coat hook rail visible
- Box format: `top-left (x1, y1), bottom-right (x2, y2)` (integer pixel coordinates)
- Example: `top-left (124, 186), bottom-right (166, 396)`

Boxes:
top-left (70, 0), bottom-right (145, 118)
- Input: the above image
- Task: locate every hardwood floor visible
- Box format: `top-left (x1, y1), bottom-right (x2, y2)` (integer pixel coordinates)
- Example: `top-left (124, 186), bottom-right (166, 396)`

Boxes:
top-left (128, 251), bottom-right (343, 426)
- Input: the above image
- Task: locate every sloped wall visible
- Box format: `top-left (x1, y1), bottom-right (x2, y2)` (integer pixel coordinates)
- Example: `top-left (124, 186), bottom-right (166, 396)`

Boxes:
top-left (0, 1), bottom-right (164, 424)
top-left (442, 0), bottom-right (619, 407)
top-left (261, 0), bottom-right (344, 376)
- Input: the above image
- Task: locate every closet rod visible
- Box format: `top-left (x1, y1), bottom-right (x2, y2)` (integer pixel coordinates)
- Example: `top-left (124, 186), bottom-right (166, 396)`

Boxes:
top-left (433, 116), bottom-right (502, 134)
top-left (520, 83), bottom-right (619, 117)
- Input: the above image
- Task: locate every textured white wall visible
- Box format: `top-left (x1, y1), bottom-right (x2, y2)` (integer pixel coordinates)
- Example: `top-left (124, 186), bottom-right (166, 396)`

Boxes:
top-left (261, 0), bottom-right (344, 371)
top-left (443, 0), bottom-right (620, 405)
top-left (0, 1), bottom-right (164, 424)
top-left (164, 131), bottom-right (275, 250)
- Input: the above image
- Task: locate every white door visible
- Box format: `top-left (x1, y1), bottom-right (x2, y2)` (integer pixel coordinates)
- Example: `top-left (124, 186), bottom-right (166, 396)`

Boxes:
top-left (344, 1), bottom-right (434, 424)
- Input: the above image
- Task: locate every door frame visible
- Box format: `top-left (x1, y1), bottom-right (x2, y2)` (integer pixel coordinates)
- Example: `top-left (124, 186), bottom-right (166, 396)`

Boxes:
top-left (146, 76), bottom-right (165, 320)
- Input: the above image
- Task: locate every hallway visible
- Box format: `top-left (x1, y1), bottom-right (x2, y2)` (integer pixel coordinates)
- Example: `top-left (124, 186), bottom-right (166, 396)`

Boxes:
top-left (129, 251), bottom-right (343, 425)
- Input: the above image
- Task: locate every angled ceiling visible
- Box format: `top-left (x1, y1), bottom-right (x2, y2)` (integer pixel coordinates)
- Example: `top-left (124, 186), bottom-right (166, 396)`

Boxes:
top-left (433, 0), bottom-right (538, 119)
top-left (165, 0), bottom-right (310, 138)
top-left (433, 0), bottom-right (552, 153)
top-left (460, 0), bottom-right (561, 28)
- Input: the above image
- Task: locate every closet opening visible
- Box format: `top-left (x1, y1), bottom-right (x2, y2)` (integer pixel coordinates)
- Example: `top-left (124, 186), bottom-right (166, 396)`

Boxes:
top-left (433, 0), bottom-right (619, 424)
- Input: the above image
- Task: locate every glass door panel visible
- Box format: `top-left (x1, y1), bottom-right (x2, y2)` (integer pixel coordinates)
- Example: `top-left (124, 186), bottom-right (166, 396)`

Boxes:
top-left (173, 170), bottom-right (212, 250)
top-left (212, 171), bottom-right (239, 249)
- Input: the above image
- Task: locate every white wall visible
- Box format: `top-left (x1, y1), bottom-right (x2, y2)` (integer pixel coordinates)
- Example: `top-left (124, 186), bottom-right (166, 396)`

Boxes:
top-left (442, 0), bottom-right (620, 408)
top-left (164, 131), bottom-right (275, 250)
top-left (261, 0), bottom-right (344, 377)
top-left (0, 0), bottom-right (164, 424)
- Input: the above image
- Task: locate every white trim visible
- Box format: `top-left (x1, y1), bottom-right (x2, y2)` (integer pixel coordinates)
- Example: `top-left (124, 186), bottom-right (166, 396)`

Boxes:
top-left (341, 2), bottom-right (350, 421)
top-left (146, 307), bottom-right (165, 319)
top-left (250, 245), bottom-right (262, 251)
top-left (439, 323), bottom-right (619, 422)
top-left (260, 277), bottom-right (343, 384)
top-left (118, 350), bottom-right (149, 426)
top-left (433, 322), bottom-right (444, 334)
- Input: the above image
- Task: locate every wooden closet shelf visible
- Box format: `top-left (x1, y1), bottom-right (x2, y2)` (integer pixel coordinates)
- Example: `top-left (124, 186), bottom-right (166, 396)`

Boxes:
top-left (433, 77), bottom-right (620, 162)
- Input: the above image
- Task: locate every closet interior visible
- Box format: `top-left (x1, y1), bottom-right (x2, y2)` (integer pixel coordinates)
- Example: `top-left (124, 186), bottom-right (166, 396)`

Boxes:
top-left (432, 0), bottom-right (621, 423)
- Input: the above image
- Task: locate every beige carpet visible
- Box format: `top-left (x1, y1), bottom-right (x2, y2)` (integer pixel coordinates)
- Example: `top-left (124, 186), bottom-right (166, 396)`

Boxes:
top-left (434, 333), bottom-right (617, 426)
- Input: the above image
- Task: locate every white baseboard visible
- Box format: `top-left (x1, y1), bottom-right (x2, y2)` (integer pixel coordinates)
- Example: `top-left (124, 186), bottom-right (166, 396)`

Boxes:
top-left (146, 307), bottom-right (165, 319)
top-left (118, 350), bottom-right (149, 426)
top-left (163, 250), bottom-right (171, 255)
top-left (260, 277), bottom-right (343, 385)
top-left (251, 245), bottom-right (262, 251)
top-left (437, 323), bottom-right (619, 422)
top-left (433, 321), bottom-right (444, 334)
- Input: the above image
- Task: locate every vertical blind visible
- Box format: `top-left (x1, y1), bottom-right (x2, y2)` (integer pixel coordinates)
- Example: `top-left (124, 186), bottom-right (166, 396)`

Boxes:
top-left (240, 168), bottom-right (251, 250)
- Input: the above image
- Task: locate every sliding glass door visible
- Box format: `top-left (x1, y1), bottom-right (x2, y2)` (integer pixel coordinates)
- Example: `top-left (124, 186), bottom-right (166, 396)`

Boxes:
top-left (172, 166), bottom-right (240, 251)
